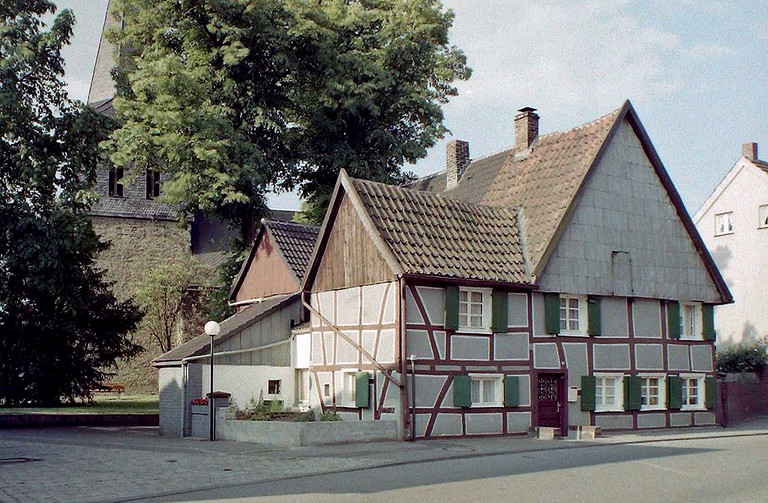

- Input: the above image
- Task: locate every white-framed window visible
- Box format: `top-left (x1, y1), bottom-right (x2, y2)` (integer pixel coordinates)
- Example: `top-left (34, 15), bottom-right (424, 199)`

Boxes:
top-left (342, 370), bottom-right (357, 406)
top-left (681, 374), bottom-right (705, 410)
top-left (323, 383), bottom-right (331, 399)
top-left (595, 373), bottom-right (624, 412)
top-left (559, 295), bottom-right (587, 335)
top-left (459, 287), bottom-right (491, 332)
top-left (296, 369), bottom-right (309, 405)
top-left (759, 205), bottom-right (768, 229)
top-left (681, 302), bottom-right (702, 340)
top-left (715, 212), bottom-right (734, 236)
top-left (469, 374), bottom-right (502, 407)
top-left (640, 374), bottom-right (666, 411)
top-left (267, 379), bottom-right (281, 395)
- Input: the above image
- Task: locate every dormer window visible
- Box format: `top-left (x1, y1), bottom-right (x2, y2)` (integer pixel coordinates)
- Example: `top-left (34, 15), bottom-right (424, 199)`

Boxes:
top-left (146, 170), bottom-right (161, 199)
top-left (715, 212), bottom-right (733, 236)
top-left (108, 168), bottom-right (124, 197)
top-left (759, 205), bottom-right (768, 229)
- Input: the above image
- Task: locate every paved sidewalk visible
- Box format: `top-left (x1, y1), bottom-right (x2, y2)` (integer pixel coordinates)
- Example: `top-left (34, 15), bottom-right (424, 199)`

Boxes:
top-left (2, 417), bottom-right (767, 503)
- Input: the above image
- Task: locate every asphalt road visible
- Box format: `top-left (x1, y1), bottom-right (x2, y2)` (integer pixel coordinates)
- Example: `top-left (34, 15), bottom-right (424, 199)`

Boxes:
top-left (143, 435), bottom-right (768, 503)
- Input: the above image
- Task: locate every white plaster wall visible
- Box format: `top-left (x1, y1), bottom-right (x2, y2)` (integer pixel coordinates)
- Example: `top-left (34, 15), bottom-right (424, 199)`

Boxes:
top-left (200, 364), bottom-right (296, 410)
top-left (158, 366), bottom-right (183, 436)
top-left (538, 119), bottom-right (721, 303)
top-left (695, 161), bottom-right (768, 344)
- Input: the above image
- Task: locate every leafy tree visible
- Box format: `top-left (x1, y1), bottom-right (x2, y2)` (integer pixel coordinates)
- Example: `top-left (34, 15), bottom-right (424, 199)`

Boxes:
top-left (0, 0), bottom-right (142, 405)
top-left (106, 0), bottom-right (470, 247)
top-left (134, 258), bottom-right (214, 353)
top-left (716, 336), bottom-right (768, 373)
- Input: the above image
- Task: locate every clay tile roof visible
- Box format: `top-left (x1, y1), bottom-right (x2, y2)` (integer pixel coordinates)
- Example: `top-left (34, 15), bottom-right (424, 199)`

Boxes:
top-left (409, 106), bottom-right (622, 275)
top-left (266, 219), bottom-right (321, 280)
top-left (482, 107), bottom-right (622, 272)
top-left (153, 293), bottom-right (298, 365)
top-left (351, 178), bottom-right (531, 285)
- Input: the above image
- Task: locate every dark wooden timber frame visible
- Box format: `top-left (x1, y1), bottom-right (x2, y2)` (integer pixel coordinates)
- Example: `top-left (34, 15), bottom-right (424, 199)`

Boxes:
top-left (405, 278), bottom-right (535, 439)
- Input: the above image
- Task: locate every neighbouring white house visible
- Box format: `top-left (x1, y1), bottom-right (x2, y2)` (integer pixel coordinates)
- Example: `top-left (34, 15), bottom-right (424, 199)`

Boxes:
top-left (153, 219), bottom-right (319, 436)
top-left (694, 142), bottom-right (768, 345)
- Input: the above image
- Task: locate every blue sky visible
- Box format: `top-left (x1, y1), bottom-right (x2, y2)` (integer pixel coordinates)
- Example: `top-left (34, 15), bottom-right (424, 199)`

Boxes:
top-left (58, 0), bottom-right (768, 214)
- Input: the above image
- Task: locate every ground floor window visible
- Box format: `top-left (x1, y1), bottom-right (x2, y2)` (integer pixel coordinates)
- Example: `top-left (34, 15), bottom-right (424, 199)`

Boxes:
top-left (595, 374), bottom-right (623, 412)
top-left (343, 370), bottom-right (357, 406)
top-left (640, 374), bottom-right (666, 410)
top-left (323, 383), bottom-right (331, 399)
top-left (681, 374), bottom-right (704, 410)
top-left (296, 369), bottom-right (309, 405)
top-left (470, 374), bottom-right (502, 406)
top-left (268, 379), bottom-right (281, 395)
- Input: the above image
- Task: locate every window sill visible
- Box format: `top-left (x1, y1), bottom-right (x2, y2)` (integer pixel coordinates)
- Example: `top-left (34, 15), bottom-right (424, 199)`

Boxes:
top-left (680, 336), bottom-right (703, 341)
top-left (470, 403), bottom-right (502, 408)
top-left (595, 408), bottom-right (624, 413)
top-left (640, 407), bottom-right (666, 412)
top-left (714, 231), bottom-right (734, 237)
top-left (558, 332), bottom-right (589, 337)
top-left (458, 327), bottom-right (492, 335)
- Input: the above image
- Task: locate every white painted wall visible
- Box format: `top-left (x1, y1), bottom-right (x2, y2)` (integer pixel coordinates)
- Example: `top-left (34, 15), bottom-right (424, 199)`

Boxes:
top-left (695, 159), bottom-right (768, 344)
top-left (200, 364), bottom-right (296, 411)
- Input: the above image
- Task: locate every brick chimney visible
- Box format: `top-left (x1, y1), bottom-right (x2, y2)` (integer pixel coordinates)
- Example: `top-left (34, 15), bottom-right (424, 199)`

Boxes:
top-left (515, 107), bottom-right (539, 153)
top-left (743, 142), bottom-right (758, 161)
top-left (446, 139), bottom-right (470, 189)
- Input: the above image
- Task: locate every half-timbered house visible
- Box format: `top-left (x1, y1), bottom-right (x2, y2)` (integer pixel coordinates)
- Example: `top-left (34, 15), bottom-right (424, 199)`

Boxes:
top-left (301, 100), bottom-right (732, 439)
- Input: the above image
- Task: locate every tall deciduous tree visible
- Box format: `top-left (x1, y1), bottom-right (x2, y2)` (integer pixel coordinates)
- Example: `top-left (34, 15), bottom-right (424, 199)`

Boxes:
top-left (106, 0), bottom-right (470, 238)
top-left (134, 258), bottom-right (213, 353)
top-left (0, 0), bottom-right (142, 405)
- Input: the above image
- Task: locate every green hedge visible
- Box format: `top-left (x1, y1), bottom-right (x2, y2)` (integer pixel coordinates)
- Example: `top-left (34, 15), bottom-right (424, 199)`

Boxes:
top-left (716, 336), bottom-right (768, 373)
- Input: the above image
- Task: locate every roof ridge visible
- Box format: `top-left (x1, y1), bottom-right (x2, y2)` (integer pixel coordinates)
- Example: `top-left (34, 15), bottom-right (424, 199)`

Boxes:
top-left (263, 218), bottom-right (320, 231)
top-left (353, 176), bottom-right (516, 218)
top-left (536, 106), bottom-right (623, 141)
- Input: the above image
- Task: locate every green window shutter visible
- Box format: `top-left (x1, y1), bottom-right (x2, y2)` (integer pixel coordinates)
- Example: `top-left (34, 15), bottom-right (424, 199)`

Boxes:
top-left (705, 376), bottom-right (717, 409)
top-left (668, 376), bottom-right (683, 409)
top-left (504, 375), bottom-right (519, 407)
top-left (492, 289), bottom-right (509, 333)
top-left (703, 304), bottom-right (715, 341)
top-left (588, 297), bottom-right (602, 336)
top-left (453, 375), bottom-right (471, 407)
top-left (445, 285), bottom-right (459, 331)
top-left (544, 293), bottom-right (561, 335)
top-left (355, 371), bottom-right (370, 408)
top-left (667, 301), bottom-right (681, 339)
top-left (623, 375), bottom-right (642, 411)
top-left (581, 376), bottom-right (596, 411)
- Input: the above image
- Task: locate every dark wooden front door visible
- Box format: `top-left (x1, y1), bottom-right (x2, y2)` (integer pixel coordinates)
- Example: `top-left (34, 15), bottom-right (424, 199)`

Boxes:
top-left (536, 374), bottom-right (563, 429)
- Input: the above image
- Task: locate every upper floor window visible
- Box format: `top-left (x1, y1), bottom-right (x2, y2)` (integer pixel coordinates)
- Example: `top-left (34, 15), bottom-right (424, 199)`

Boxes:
top-left (146, 170), bottom-right (161, 199)
top-left (559, 295), bottom-right (587, 335)
top-left (759, 205), bottom-right (768, 229)
top-left (108, 168), bottom-right (124, 197)
top-left (715, 212), bottom-right (733, 236)
top-left (459, 287), bottom-right (490, 332)
top-left (680, 302), bottom-right (702, 340)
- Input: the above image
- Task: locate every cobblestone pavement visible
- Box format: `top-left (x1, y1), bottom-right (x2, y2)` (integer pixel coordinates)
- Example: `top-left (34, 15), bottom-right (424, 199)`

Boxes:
top-left (2, 419), bottom-right (767, 503)
top-left (0, 427), bottom-right (387, 503)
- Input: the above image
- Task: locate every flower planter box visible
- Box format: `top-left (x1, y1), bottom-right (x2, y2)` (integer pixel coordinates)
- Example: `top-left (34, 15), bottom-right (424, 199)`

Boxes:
top-left (215, 410), bottom-right (398, 446)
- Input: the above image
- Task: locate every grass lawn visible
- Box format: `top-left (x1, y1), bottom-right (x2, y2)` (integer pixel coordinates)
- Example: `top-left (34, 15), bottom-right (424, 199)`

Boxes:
top-left (0, 394), bottom-right (159, 414)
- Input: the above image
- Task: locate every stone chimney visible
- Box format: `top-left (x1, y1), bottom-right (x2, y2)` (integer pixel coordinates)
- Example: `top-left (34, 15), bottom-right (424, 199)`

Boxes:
top-left (515, 107), bottom-right (539, 153)
top-left (743, 142), bottom-right (758, 161)
top-left (446, 139), bottom-right (470, 189)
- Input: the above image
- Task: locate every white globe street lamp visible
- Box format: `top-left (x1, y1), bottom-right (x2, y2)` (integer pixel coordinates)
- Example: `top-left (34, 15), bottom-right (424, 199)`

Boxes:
top-left (204, 320), bottom-right (220, 441)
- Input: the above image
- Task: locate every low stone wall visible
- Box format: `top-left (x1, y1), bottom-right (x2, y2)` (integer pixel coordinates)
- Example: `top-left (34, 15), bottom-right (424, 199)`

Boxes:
top-left (719, 370), bottom-right (768, 426)
top-left (0, 413), bottom-right (158, 428)
top-left (216, 411), bottom-right (398, 446)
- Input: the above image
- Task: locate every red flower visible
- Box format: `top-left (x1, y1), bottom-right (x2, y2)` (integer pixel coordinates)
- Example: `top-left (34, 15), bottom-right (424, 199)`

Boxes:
top-left (190, 397), bottom-right (208, 405)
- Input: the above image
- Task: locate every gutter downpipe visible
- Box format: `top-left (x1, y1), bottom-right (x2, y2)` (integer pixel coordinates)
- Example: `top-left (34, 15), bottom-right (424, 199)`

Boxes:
top-left (409, 354), bottom-right (416, 441)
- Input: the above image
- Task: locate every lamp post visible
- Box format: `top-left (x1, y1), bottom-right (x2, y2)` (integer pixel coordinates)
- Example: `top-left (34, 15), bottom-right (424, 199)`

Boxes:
top-left (204, 320), bottom-right (220, 441)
